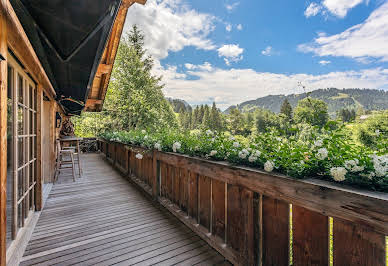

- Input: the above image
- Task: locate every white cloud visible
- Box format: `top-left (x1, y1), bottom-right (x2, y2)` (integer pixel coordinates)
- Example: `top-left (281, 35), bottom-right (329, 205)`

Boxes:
top-left (124, 0), bottom-right (217, 59)
top-left (226, 24), bottom-right (232, 32)
top-left (236, 24), bottom-right (243, 30)
top-left (261, 46), bottom-right (274, 56)
top-left (155, 63), bottom-right (388, 110)
top-left (305, 3), bottom-right (322, 18)
top-left (304, 0), bottom-right (367, 18)
top-left (319, 60), bottom-right (331, 65)
top-left (323, 0), bottom-right (364, 18)
top-left (299, 2), bottom-right (388, 62)
top-left (225, 2), bottom-right (239, 12)
top-left (217, 44), bottom-right (244, 65)
top-left (184, 62), bottom-right (213, 71)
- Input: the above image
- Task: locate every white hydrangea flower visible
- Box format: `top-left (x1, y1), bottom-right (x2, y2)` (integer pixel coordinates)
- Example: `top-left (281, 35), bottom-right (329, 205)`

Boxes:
top-left (154, 143), bottom-right (162, 151)
top-left (233, 141), bottom-right (240, 148)
top-left (254, 150), bottom-right (261, 157)
top-left (209, 150), bottom-right (217, 156)
top-left (141, 130), bottom-right (146, 134)
top-left (375, 129), bottom-right (380, 136)
top-left (371, 154), bottom-right (388, 177)
top-left (344, 159), bottom-right (364, 172)
top-left (229, 136), bottom-right (235, 141)
top-left (247, 148), bottom-right (252, 152)
top-left (276, 137), bottom-right (282, 141)
top-left (172, 142), bottom-right (181, 153)
top-left (135, 153), bottom-right (143, 160)
top-left (144, 135), bottom-right (148, 140)
top-left (316, 148), bottom-right (328, 160)
top-left (206, 129), bottom-right (213, 136)
top-left (238, 151), bottom-right (248, 159)
top-left (248, 155), bottom-right (257, 163)
top-left (330, 167), bottom-right (347, 182)
top-left (264, 161), bottom-right (274, 172)
top-left (314, 139), bottom-right (323, 147)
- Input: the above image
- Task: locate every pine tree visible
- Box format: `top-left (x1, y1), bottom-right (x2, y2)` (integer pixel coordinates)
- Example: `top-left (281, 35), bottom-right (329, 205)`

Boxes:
top-left (280, 99), bottom-right (293, 121)
top-left (103, 25), bottom-right (177, 131)
top-left (202, 105), bottom-right (210, 128)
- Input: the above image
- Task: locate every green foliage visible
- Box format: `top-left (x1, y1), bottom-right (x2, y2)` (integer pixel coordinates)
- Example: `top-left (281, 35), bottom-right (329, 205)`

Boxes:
top-left (354, 111), bottom-right (388, 152)
top-left (294, 97), bottom-right (329, 127)
top-left (100, 126), bottom-right (387, 192)
top-left (338, 108), bottom-right (356, 122)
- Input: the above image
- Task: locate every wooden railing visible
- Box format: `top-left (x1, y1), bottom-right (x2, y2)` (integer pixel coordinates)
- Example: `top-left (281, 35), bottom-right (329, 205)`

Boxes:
top-left (98, 139), bottom-right (388, 266)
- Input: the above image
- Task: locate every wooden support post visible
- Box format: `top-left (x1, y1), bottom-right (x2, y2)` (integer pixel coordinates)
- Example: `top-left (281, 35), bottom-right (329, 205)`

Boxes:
top-left (152, 150), bottom-right (159, 199)
top-left (0, 7), bottom-right (7, 266)
top-left (35, 85), bottom-right (43, 211)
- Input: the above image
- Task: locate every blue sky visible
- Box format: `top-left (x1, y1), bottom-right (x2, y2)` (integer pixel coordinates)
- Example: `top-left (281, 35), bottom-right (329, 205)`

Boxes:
top-left (124, 0), bottom-right (388, 110)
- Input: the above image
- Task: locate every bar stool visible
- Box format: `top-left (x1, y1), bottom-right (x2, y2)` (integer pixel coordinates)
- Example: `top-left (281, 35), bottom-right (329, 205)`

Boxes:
top-left (54, 139), bottom-right (76, 182)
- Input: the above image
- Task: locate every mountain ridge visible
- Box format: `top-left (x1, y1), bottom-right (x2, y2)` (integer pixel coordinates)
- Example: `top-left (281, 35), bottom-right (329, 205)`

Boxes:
top-left (223, 88), bottom-right (388, 115)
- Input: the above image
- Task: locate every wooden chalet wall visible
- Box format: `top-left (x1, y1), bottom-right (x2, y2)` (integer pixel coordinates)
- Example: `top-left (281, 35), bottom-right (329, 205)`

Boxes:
top-left (100, 140), bottom-right (388, 266)
top-left (0, 2), bottom-right (66, 265)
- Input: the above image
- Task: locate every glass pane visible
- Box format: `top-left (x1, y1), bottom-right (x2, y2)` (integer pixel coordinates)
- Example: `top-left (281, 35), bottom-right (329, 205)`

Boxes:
top-left (29, 85), bottom-right (33, 109)
top-left (18, 137), bottom-right (24, 167)
top-left (30, 136), bottom-right (33, 161)
top-left (17, 106), bottom-right (23, 135)
top-left (34, 88), bottom-right (37, 111)
top-left (7, 66), bottom-right (13, 100)
top-left (18, 74), bottom-right (23, 104)
top-left (18, 203), bottom-right (22, 228)
top-left (29, 111), bottom-right (33, 135)
top-left (18, 169), bottom-right (23, 200)
top-left (34, 113), bottom-right (37, 134)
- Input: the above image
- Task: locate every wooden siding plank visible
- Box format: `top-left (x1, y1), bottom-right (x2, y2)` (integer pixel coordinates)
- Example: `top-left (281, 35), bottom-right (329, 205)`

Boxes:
top-left (227, 184), bottom-right (254, 265)
top-left (262, 196), bottom-right (289, 266)
top-left (199, 175), bottom-right (211, 230)
top-left (293, 205), bottom-right (329, 266)
top-left (188, 171), bottom-right (198, 221)
top-left (0, 10), bottom-right (7, 266)
top-left (212, 179), bottom-right (225, 241)
top-left (333, 217), bottom-right (385, 266)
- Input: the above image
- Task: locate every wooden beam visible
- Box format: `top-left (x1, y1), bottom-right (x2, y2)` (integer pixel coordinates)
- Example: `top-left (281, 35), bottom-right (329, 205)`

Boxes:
top-left (0, 6), bottom-right (7, 266)
top-left (96, 64), bottom-right (112, 75)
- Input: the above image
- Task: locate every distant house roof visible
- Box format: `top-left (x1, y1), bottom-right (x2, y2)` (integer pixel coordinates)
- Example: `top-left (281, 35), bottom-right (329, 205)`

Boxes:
top-left (11, 0), bottom-right (146, 115)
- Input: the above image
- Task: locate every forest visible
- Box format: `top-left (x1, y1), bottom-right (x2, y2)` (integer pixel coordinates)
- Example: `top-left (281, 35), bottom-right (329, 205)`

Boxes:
top-left (73, 26), bottom-right (388, 192)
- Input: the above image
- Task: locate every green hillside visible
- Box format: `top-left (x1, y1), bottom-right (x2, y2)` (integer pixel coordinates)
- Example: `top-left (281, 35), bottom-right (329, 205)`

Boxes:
top-left (224, 88), bottom-right (388, 115)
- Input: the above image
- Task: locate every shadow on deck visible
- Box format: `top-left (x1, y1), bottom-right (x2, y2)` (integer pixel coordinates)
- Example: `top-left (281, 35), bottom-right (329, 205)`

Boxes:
top-left (20, 154), bottom-right (230, 265)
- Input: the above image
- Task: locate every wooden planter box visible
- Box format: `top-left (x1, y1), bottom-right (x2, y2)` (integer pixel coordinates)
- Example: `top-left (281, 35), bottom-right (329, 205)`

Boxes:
top-left (98, 139), bottom-right (388, 266)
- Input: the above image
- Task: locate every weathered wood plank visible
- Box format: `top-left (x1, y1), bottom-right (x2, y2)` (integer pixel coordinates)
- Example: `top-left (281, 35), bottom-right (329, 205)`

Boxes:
top-left (293, 205), bottom-right (329, 266)
top-left (188, 171), bottom-right (198, 221)
top-left (262, 196), bottom-right (289, 266)
top-left (212, 179), bottom-right (225, 241)
top-left (227, 185), bottom-right (254, 265)
top-left (333, 217), bottom-right (385, 266)
top-left (199, 175), bottom-right (211, 230)
top-left (0, 9), bottom-right (7, 266)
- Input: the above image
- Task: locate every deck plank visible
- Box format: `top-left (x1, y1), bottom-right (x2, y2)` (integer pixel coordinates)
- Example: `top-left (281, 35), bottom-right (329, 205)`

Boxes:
top-left (21, 154), bottom-right (228, 265)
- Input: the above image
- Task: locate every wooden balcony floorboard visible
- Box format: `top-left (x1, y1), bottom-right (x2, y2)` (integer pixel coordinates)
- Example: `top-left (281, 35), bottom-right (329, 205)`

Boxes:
top-left (20, 154), bottom-right (230, 266)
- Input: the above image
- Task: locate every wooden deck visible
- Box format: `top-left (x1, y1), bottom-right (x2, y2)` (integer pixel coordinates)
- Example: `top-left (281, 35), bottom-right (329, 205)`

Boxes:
top-left (20, 154), bottom-right (230, 265)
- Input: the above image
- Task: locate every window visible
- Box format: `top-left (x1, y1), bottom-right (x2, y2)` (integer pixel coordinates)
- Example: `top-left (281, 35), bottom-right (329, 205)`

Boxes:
top-left (7, 54), bottom-right (37, 243)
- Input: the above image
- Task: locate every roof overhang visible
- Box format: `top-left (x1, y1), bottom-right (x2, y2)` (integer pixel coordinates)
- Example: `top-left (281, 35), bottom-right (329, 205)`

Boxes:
top-left (11, 0), bottom-right (146, 115)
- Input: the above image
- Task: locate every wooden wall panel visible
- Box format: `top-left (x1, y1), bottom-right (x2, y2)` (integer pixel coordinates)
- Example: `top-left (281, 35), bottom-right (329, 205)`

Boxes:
top-left (293, 205), bottom-right (328, 265)
top-left (173, 167), bottom-right (180, 205)
top-left (333, 217), bottom-right (385, 266)
top-left (188, 171), bottom-right (198, 220)
top-left (0, 8), bottom-right (7, 266)
top-left (179, 168), bottom-right (188, 212)
top-left (199, 175), bottom-right (211, 230)
top-left (212, 179), bottom-right (225, 240)
top-left (227, 185), bottom-right (254, 264)
top-left (262, 196), bottom-right (289, 266)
